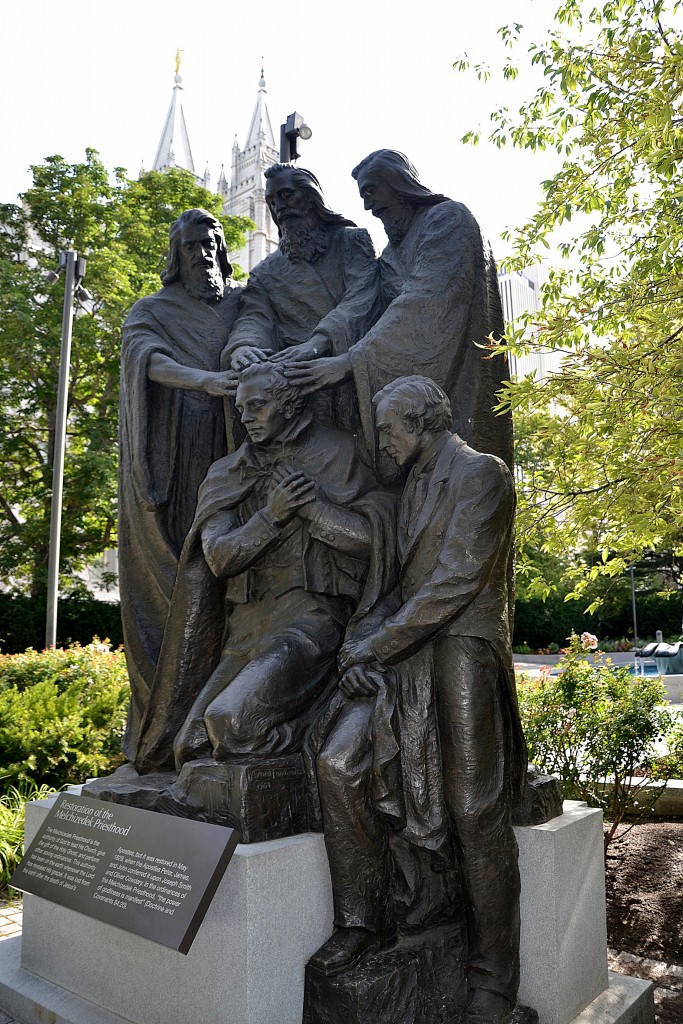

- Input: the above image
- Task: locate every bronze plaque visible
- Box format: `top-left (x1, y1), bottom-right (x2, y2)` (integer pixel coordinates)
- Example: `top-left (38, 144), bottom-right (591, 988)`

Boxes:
top-left (11, 793), bottom-right (239, 953)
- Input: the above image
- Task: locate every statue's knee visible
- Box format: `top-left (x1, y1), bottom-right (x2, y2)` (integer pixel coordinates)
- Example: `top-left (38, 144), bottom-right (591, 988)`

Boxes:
top-left (204, 698), bottom-right (249, 751)
top-left (316, 743), bottom-right (357, 788)
top-left (174, 716), bottom-right (211, 768)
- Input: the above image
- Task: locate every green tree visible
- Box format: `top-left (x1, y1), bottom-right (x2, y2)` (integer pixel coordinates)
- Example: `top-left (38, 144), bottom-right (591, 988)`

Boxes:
top-left (456, 0), bottom-right (683, 602)
top-left (0, 150), bottom-right (251, 596)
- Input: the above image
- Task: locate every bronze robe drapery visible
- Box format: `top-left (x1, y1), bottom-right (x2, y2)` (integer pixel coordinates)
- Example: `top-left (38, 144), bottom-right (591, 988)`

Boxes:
top-left (348, 201), bottom-right (513, 471)
top-left (119, 281), bottom-right (241, 758)
top-left (222, 227), bottom-right (380, 446)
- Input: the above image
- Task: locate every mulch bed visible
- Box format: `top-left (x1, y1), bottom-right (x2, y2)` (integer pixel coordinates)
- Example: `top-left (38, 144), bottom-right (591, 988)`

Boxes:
top-left (605, 818), bottom-right (683, 1023)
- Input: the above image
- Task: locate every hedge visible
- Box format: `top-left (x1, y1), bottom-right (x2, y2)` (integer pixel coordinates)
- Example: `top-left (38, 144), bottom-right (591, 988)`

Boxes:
top-left (0, 592), bottom-right (123, 654)
top-left (0, 586), bottom-right (679, 656)
top-left (513, 591), bottom-right (682, 649)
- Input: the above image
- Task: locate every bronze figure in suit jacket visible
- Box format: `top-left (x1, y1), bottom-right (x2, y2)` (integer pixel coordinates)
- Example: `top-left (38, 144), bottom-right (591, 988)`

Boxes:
top-left (310, 376), bottom-right (527, 1024)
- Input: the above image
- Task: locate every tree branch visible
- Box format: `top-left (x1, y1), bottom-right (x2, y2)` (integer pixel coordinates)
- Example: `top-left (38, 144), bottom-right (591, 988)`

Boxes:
top-left (0, 494), bottom-right (20, 526)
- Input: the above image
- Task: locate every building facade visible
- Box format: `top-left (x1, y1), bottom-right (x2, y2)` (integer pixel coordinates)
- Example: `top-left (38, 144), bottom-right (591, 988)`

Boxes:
top-left (220, 71), bottom-right (280, 273)
top-left (150, 66), bottom-right (280, 274)
top-left (498, 265), bottom-right (562, 383)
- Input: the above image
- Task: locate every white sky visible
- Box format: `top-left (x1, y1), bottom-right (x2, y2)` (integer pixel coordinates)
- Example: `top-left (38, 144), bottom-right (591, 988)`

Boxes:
top-left (2, 0), bottom-right (561, 260)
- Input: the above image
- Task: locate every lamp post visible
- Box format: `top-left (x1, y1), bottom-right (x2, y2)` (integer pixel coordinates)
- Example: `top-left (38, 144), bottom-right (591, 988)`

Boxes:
top-left (279, 112), bottom-right (313, 163)
top-left (45, 250), bottom-right (89, 649)
top-left (629, 565), bottom-right (638, 648)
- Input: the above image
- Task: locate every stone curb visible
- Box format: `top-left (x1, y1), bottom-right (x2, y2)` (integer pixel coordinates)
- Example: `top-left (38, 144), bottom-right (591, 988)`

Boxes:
top-left (1, 931), bottom-right (677, 1024)
top-left (608, 949), bottom-right (683, 1022)
top-left (599, 778), bottom-right (683, 817)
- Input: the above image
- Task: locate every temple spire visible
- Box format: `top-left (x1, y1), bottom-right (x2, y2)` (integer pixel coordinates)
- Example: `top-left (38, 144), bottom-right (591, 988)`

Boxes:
top-left (222, 68), bottom-right (280, 273)
top-left (152, 54), bottom-right (196, 174)
top-left (244, 67), bottom-right (276, 152)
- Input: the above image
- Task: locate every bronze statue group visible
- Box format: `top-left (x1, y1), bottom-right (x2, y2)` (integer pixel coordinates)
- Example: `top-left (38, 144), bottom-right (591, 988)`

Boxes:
top-left (117, 150), bottom-right (526, 1024)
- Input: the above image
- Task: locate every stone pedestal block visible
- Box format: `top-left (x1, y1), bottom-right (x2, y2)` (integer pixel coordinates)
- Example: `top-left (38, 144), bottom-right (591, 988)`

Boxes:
top-left (0, 796), bottom-right (653, 1024)
top-left (303, 923), bottom-right (468, 1024)
top-left (10, 796), bottom-right (333, 1024)
top-left (515, 800), bottom-right (609, 1024)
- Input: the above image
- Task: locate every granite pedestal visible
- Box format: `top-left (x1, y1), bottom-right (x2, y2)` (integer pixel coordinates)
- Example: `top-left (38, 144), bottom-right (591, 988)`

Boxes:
top-left (3, 795), bottom-right (333, 1024)
top-left (516, 800), bottom-right (608, 1024)
top-left (0, 797), bottom-right (653, 1024)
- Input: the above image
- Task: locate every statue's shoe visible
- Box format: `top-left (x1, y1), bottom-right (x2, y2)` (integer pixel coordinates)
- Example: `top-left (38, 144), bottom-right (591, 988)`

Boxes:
top-left (461, 988), bottom-right (515, 1024)
top-left (308, 927), bottom-right (385, 976)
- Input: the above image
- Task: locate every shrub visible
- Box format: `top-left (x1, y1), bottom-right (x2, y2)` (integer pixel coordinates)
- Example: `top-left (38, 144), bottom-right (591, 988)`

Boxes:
top-left (0, 642), bottom-right (129, 792)
top-left (598, 638), bottom-right (635, 654)
top-left (0, 781), bottom-right (56, 895)
top-left (651, 717), bottom-right (683, 782)
top-left (517, 633), bottom-right (677, 852)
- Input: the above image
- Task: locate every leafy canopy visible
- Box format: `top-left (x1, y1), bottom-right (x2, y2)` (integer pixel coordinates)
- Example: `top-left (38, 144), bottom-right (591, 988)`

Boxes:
top-left (0, 150), bottom-right (251, 596)
top-left (456, 0), bottom-right (683, 601)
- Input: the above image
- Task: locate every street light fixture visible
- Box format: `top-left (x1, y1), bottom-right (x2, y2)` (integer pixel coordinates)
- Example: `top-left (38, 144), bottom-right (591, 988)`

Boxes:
top-left (279, 112), bottom-right (313, 163)
top-left (44, 250), bottom-right (89, 649)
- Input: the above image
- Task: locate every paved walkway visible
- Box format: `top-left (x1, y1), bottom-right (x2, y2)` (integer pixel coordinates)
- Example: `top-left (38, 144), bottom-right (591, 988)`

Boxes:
top-left (0, 904), bottom-right (20, 941)
top-left (608, 948), bottom-right (683, 1022)
top-left (514, 651), bottom-right (639, 673)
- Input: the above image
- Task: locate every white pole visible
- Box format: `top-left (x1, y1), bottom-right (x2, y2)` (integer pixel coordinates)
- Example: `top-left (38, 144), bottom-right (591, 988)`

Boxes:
top-left (45, 250), bottom-right (77, 649)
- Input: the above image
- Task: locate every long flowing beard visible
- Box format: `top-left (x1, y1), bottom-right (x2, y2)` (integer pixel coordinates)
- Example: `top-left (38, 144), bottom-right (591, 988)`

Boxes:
top-left (280, 218), bottom-right (330, 263)
top-left (381, 203), bottom-right (415, 246)
top-left (183, 263), bottom-right (225, 303)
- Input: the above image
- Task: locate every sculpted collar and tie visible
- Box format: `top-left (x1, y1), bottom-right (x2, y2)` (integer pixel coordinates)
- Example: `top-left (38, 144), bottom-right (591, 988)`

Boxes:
top-left (400, 433), bottom-right (467, 556)
top-left (406, 430), bottom-right (450, 483)
top-left (235, 412), bottom-right (315, 481)
top-left (401, 432), bottom-right (448, 538)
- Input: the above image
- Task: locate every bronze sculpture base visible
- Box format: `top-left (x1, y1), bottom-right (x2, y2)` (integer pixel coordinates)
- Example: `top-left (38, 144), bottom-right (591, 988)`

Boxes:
top-left (303, 921), bottom-right (539, 1024)
top-left (83, 755), bottom-right (311, 843)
